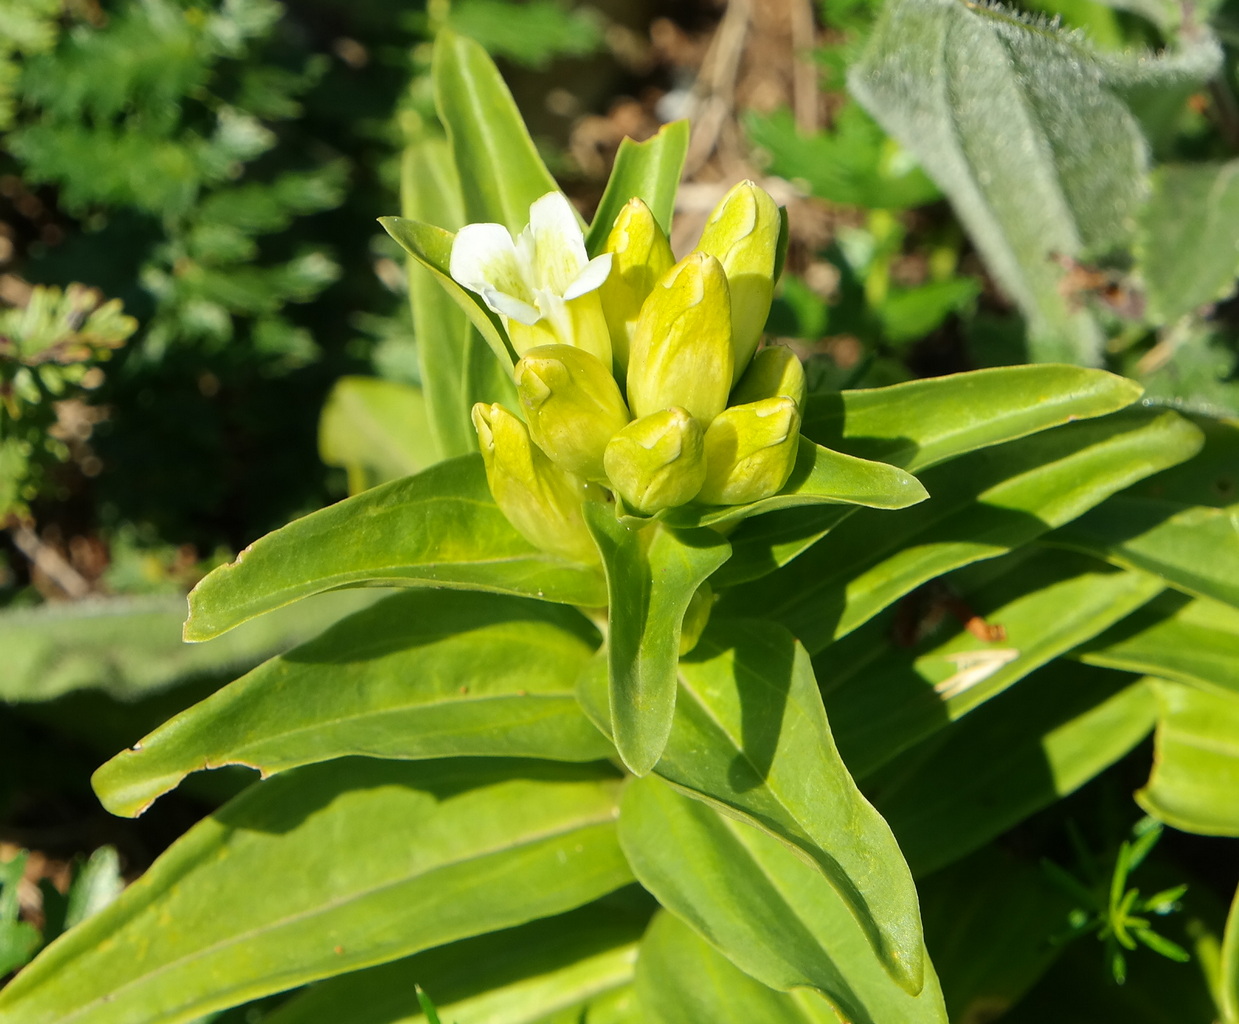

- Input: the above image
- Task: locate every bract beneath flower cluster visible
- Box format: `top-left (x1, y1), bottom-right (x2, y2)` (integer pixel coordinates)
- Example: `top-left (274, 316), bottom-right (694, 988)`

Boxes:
top-left (450, 182), bottom-right (803, 564)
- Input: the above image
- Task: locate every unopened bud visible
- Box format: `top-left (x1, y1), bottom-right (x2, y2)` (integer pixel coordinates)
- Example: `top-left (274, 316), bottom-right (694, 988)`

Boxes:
top-left (602, 407), bottom-right (706, 515)
top-left (598, 198), bottom-right (675, 373)
top-left (515, 344), bottom-right (631, 481)
top-left (698, 396), bottom-right (800, 506)
top-left (731, 345), bottom-right (806, 410)
top-left (627, 253), bottom-right (733, 425)
top-left (695, 180), bottom-right (781, 385)
top-left (472, 402), bottom-right (599, 565)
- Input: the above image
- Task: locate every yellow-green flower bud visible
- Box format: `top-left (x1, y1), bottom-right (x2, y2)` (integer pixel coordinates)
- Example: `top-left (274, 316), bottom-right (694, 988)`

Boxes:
top-left (731, 345), bottom-right (806, 409)
top-left (472, 402), bottom-right (599, 565)
top-left (515, 344), bottom-right (630, 481)
top-left (698, 396), bottom-right (800, 506)
top-left (598, 198), bottom-right (675, 374)
top-left (679, 581), bottom-right (714, 656)
top-left (695, 180), bottom-right (781, 386)
top-left (627, 252), bottom-right (733, 425)
top-left (603, 407), bottom-right (706, 515)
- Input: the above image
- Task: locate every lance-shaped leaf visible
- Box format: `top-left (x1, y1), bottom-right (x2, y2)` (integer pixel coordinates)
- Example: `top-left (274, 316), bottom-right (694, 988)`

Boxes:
top-left (0, 759), bottom-right (632, 1024)
top-left (381, 215), bottom-right (516, 371)
top-left (802, 366), bottom-right (1144, 473)
top-left (636, 912), bottom-right (845, 1024)
top-left (263, 898), bottom-right (647, 1024)
top-left (869, 662), bottom-right (1156, 876)
top-left (724, 365), bottom-right (1144, 585)
top-left (1046, 414), bottom-right (1239, 610)
top-left (622, 781), bottom-right (948, 1023)
top-left (579, 619), bottom-right (925, 993)
top-left (94, 592), bottom-right (609, 818)
top-left (583, 505), bottom-right (731, 775)
top-left (849, 0), bottom-right (1148, 362)
top-left (659, 435), bottom-right (927, 530)
top-left (585, 121), bottom-right (689, 255)
top-left (1137, 681), bottom-right (1239, 836)
top-left (184, 455), bottom-right (607, 642)
top-left (820, 551), bottom-right (1164, 779)
top-left (1049, 499), bottom-right (1239, 611)
top-left (731, 408), bottom-right (1201, 652)
top-left (433, 31), bottom-right (561, 232)
top-left (1073, 591), bottom-right (1239, 698)
top-left (400, 131), bottom-right (516, 459)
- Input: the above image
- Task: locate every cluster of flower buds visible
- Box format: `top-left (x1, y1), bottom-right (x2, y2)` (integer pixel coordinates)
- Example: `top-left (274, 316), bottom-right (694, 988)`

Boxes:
top-left (451, 181), bottom-right (803, 564)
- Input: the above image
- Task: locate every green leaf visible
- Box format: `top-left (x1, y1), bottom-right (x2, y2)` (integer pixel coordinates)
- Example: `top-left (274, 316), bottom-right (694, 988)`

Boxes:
top-left (582, 509), bottom-right (730, 775)
top-left (581, 619), bottom-right (925, 993)
top-left (1074, 591), bottom-right (1239, 698)
top-left (659, 435), bottom-right (928, 530)
top-left (878, 277), bottom-right (981, 345)
top-left (400, 131), bottom-right (516, 460)
top-left (1222, 884), bottom-right (1239, 1024)
top-left (732, 408), bottom-right (1201, 652)
top-left (63, 847), bottom-right (123, 931)
top-left (822, 551), bottom-right (1165, 778)
top-left (0, 759), bottom-right (631, 1024)
top-left (1049, 499), bottom-right (1239, 610)
top-left (722, 365), bottom-right (1145, 586)
top-left (745, 104), bottom-right (941, 211)
top-left (803, 365), bottom-right (1144, 474)
top-left (380, 215), bottom-right (516, 371)
top-left (184, 455), bottom-right (606, 642)
top-left (0, 590), bottom-right (379, 703)
top-left (94, 592), bottom-right (609, 818)
top-left (620, 781), bottom-right (949, 1023)
top-left (433, 30), bottom-right (562, 233)
top-left (1046, 414), bottom-right (1239, 609)
top-left (1137, 681), bottom-right (1239, 836)
top-left (849, 0), bottom-right (1148, 362)
top-left (1137, 162), bottom-right (1239, 323)
top-left (0, 851), bottom-right (40, 977)
top-left (584, 121), bottom-right (689, 255)
top-left (318, 376), bottom-right (437, 493)
top-left (635, 911), bottom-right (841, 1024)
top-left (447, 0), bottom-right (603, 70)
top-left (263, 897), bottom-right (647, 1024)
top-left (870, 662), bottom-right (1156, 875)
top-left (918, 846), bottom-right (1076, 1022)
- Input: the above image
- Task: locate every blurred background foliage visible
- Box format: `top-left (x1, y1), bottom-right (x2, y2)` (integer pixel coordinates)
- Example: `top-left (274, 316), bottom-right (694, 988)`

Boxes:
top-left (1, 0), bottom-right (1237, 1016)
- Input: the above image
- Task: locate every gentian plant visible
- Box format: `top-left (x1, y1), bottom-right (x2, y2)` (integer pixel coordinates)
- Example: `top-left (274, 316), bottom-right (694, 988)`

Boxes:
top-left (3, 31), bottom-right (1237, 1024)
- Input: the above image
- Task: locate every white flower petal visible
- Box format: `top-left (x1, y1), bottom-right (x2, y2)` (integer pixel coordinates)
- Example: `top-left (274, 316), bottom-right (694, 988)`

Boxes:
top-left (483, 287), bottom-right (541, 325)
top-left (564, 252), bottom-right (613, 301)
top-left (527, 192), bottom-right (589, 295)
top-left (450, 223), bottom-right (534, 306)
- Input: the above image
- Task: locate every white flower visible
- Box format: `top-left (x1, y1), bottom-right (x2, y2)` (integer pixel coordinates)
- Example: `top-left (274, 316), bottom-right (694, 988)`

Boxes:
top-left (450, 192), bottom-right (614, 367)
